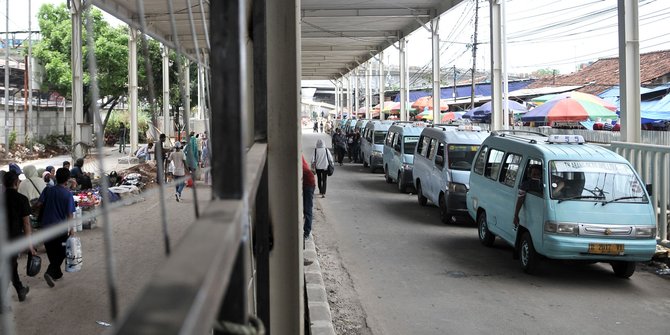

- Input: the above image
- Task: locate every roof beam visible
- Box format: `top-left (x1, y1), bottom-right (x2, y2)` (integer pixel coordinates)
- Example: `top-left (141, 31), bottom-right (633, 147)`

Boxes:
top-left (302, 45), bottom-right (379, 52)
top-left (301, 8), bottom-right (431, 19)
top-left (301, 30), bottom-right (396, 39)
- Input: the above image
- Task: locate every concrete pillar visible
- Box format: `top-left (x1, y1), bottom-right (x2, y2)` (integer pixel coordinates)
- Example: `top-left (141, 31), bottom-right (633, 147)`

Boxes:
top-left (347, 73), bottom-right (353, 118)
top-left (129, 27), bottom-right (138, 154)
top-left (184, 60), bottom-right (191, 135)
top-left (70, 0), bottom-right (84, 159)
top-left (379, 51), bottom-right (385, 121)
top-left (399, 38), bottom-right (407, 121)
top-left (354, 68), bottom-right (359, 117)
top-left (431, 17), bottom-right (441, 123)
top-left (335, 79), bottom-right (340, 119)
top-left (197, 63), bottom-right (204, 119)
top-left (266, 0), bottom-right (302, 332)
top-left (162, 44), bottom-right (170, 136)
top-left (618, 0), bottom-right (641, 143)
top-left (489, 1), bottom-right (503, 131)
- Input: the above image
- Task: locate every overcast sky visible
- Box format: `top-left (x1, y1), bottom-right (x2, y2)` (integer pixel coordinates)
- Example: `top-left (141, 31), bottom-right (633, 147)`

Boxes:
top-left (4, 0), bottom-right (670, 77)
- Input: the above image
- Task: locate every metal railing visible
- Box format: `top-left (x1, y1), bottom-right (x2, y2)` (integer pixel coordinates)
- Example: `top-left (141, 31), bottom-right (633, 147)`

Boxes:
top-left (511, 126), bottom-right (670, 145)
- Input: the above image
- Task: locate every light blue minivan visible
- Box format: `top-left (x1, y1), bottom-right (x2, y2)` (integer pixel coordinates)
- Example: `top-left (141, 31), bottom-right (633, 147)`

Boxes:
top-left (467, 132), bottom-right (656, 278)
top-left (383, 122), bottom-right (426, 193)
top-left (413, 125), bottom-right (488, 224)
top-left (361, 121), bottom-right (393, 172)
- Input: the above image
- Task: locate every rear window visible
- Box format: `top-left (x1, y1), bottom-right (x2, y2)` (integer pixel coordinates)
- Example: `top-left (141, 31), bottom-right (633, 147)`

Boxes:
top-left (447, 144), bottom-right (480, 171)
top-left (374, 131), bottom-right (386, 145)
top-left (403, 136), bottom-right (419, 154)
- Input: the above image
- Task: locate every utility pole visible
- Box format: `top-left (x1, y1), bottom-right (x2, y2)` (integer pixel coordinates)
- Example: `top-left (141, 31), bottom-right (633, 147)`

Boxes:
top-left (4, 0), bottom-right (9, 149)
top-left (453, 65), bottom-right (457, 102)
top-left (470, 0), bottom-right (479, 110)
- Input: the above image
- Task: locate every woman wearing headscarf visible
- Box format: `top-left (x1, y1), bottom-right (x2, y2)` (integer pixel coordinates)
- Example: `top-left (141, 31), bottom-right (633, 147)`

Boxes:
top-left (311, 139), bottom-right (333, 198)
top-left (17, 165), bottom-right (46, 203)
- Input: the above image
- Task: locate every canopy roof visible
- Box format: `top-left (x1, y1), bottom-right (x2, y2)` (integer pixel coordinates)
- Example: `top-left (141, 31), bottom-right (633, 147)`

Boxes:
top-left (92, 0), bottom-right (464, 79)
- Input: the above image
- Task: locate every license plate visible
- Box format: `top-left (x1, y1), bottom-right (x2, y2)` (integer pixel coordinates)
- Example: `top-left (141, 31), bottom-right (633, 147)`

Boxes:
top-left (588, 243), bottom-right (624, 255)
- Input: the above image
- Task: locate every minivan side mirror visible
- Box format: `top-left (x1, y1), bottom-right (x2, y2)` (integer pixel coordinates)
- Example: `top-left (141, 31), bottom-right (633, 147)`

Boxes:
top-left (646, 183), bottom-right (653, 194)
top-left (435, 156), bottom-right (444, 166)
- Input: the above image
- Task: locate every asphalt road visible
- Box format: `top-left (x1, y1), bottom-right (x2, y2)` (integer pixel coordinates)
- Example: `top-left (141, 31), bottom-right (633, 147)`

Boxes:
top-left (303, 131), bottom-right (670, 335)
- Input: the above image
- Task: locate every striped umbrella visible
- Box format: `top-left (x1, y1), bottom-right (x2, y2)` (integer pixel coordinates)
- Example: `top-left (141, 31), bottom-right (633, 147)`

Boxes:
top-left (521, 97), bottom-right (618, 123)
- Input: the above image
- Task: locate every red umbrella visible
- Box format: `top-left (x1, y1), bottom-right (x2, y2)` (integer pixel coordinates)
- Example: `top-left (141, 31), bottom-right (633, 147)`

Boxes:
top-left (521, 98), bottom-right (618, 123)
top-left (411, 96), bottom-right (449, 111)
top-left (550, 91), bottom-right (617, 112)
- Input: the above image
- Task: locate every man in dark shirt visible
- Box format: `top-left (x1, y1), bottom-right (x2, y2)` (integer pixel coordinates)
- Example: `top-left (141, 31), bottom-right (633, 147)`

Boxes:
top-left (37, 168), bottom-right (76, 287)
top-left (514, 164), bottom-right (543, 228)
top-left (3, 171), bottom-right (36, 302)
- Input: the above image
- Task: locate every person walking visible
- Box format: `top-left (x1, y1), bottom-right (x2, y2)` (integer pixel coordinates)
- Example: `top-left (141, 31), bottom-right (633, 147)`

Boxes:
top-left (332, 128), bottom-right (347, 165)
top-left (118, 122), bottom-right (127, 153)
top-left (2, 171), bottom-right (36, 302)
top-left (169, 142), bottom-right (187, 202)
top-left (302, 155), bottom-right (316, 240)
top-left (184, 132), bottom-right (200, 176)
top-left (37, 168), bottom-right (76, 288)
top-left (311, 139), bottom-right (333, 198)
top-left (17, 165), bottom-right (46, 204)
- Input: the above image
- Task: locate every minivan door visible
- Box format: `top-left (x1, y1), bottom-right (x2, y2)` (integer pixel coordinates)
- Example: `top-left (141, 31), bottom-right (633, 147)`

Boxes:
top-left (511, 159), bottom-right (546, 244)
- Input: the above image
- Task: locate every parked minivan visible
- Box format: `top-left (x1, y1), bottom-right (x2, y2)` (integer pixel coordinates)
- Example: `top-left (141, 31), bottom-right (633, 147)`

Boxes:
top-left (361, 121), bottom-right (393, 172)
top-left (467, 132), bottom-right (656, 278)
top-left (383, 122), bottom-right (426, 193)
top-left (413, 125), bottom-right (488, 223)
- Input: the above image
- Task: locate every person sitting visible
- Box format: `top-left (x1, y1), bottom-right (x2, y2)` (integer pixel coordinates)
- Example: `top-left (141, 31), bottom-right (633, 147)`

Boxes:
top-left (70, 158), bottom-right (92, 190)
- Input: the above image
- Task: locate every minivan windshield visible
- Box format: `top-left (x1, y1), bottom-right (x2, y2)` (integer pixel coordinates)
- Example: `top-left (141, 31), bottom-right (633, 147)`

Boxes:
top-left (374, 131), bottom-right (386, 144)
top-left (447, 144), bottom-right (480, 171)
top-left (403, 136), bottom-right (419, 154)
top-left (549, 161), bottom-right (648, 203)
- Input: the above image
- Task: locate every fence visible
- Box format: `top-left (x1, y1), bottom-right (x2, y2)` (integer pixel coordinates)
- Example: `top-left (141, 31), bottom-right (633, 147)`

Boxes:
top-left (511, 126), bottom-right (670, 146)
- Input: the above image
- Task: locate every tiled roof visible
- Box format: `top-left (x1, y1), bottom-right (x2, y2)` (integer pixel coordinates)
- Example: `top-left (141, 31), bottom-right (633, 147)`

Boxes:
top-left (527, 50), bottom-right (670, 95)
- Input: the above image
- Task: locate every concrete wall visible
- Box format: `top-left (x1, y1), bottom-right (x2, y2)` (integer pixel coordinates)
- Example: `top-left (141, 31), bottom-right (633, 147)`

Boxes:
top-left (0, 108), bottom-right (73, 144)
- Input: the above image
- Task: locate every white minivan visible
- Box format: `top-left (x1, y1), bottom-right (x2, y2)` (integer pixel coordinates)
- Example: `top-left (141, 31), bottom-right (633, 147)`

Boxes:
top-left (467, 132), bottom-right (657, 277)
top-left (383, 122), bottom-right (425, 193)
top-left (413, 125), bottom-right (488, 224)
top-left (361, 121), bottom-right (393, 172)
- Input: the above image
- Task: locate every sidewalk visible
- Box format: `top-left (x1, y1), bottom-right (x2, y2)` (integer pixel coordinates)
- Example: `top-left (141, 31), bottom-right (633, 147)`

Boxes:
top-left (0, 146), bottom-right (140, 177)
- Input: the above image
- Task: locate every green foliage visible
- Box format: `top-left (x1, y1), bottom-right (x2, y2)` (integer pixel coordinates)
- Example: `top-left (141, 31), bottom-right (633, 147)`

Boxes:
top-left (105, 110), bottom-right (152, 143)
top-left (532, 68), bottom-right (560, 78)
top-left (8, 131), bottom-right (17, 150)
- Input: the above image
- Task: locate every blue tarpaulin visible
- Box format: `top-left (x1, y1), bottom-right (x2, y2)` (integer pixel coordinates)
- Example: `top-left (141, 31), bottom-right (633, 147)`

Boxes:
top-left (393, 80), bottom-right (534, 102)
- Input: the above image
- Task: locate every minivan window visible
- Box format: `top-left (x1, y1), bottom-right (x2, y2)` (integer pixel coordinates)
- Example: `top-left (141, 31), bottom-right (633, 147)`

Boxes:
top-left (500, 153), bottom-right (522, 187)
top-left (373, 131), bottom-right (386, 145)
top-left (549, 160), bottom-right (648, 203)
top-left (520, 159), bottom-right (544, 197)
top-left (420, 136), bottom-right (431, 157)
top-left (447, 144), bottom-right (480, 171)
top-left (428, 138), bottom-right (439, 160)
top-left (386, 132), bottom-right (395, 146)
top-left (404, 136), bottom-right (420, 154)
top-left (484, 149), bottom-right (505, 180)
top-left (435, 142), bottom-right (446, 169)
top-left (473, 146), bottom-right (489, 175)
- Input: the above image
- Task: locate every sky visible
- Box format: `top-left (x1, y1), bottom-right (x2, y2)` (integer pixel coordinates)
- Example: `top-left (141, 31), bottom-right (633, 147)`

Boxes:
top-left (4, 0), bottom-right (670, 79)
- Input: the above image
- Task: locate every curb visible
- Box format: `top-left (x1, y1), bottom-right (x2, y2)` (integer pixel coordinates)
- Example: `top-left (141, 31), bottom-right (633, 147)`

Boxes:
top-left (304, 238), bottom-right (336, 335)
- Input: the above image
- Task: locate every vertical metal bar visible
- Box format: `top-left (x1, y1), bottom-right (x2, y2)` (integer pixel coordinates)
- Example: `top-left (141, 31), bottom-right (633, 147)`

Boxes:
top-left (253, 0), bottom-right (268, 142)
top-left (4, 0), bottom-right (8, 148)
top-left (431, 17), bottom-right (440, 123)
top-left (129, 28), bottom-right (139, 154)
top-left (379, 51), bottom-right (385, 121)
top-left (661, 153), bottom-right (669, 240)
top-left (267, 0), bottom-right (302, 331)
top-left (0, 182), bottom-right (15, 333)
top-left (136, 0), bottom-right (171, 255)
top-left (211, 0), bottom-right (249, 328)
top-left (27, 0), bottom-right (33, 140)
top-left (366, 63), bottom-right (371, 119)
top-left (71, 0), bottom-right (84, 159)
top-left (84, 3), bottom-right (119, 320)
top-left (354, 68), bottom-right (359, 117)
top-left (347, 73), bottom-right (353, 119)
top-left (489, 0), bottom-right (503, 131)
top-left (162, 44), bottom-right (171, 137)
top-left (618, 0), bottom-right (641, 143)
top-left (185, 0), bottom-right (204, 217)
top-left (399, 38), bottom-right (407, 121)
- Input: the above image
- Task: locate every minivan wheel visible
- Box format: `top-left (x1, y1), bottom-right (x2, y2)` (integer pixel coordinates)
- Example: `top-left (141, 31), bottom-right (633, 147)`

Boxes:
top-left (520, 232), bottom-right (540, 274)
top-left (611, 261), bottom-right (636, 278)
top-left (416, 182), bottom-right (428, 206)
top-left (439, 194), bottom-right (450, 224)
top-left (385, 166), bottom-right (393, 183)
top-left (477, 211), bottom-right (495, 246)
top-left (363, 159), bottom-right (368, 168)
top-left (397, 171), bottom-right (406, 193)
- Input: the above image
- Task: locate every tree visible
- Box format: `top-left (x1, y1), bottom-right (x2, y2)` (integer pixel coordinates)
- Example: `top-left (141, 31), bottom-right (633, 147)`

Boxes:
top-left (532, 68), bottom-right (560, 78)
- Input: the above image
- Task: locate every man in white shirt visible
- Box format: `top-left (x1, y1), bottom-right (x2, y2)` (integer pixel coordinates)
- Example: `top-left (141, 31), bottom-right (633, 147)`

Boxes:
top-left (168, 142), bottom-right (187, 202)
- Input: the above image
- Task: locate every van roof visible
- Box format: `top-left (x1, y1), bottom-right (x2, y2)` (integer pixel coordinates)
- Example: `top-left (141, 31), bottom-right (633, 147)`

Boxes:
top-left (388, 123), bottom-right (425, 136)
top-left (365, 121), bottom-right (392, 131)
top-left (483, 131), bottom-right (627, 163)
top-left (421, 127), bottom-right (489, 145)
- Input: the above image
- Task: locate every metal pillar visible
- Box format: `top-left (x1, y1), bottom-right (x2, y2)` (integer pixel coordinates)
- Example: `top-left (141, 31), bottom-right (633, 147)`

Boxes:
top-left (70, 0), bottom-right (84, 159)
top-left (27, 0), bottom-right (32, 140)
top-left (347, 74), bottom-right (353, 119)
top-left (489, 0), bottom-right (503, 131)
top-left (335, 79), bottom-right (340, 119)
top-left (354, 68), bottom-right (359, 117)
top-left (129, 27), bottom-right (138, 154)
top-left (162, 44), bottom-right (170, 136)
top-left (399, 38), bottom-right (407, 121)
top-left (501, 0), bottom-right (509, 129)
top-left (266, 0), bottom-right (302, 332)
top-left (379, 51), bottom-right (385, 121)
top-left (431, 17), bottom-right (441, 123)
top-left (618, 0), bottom-right (641, 143)
top-left (4, 0), bottom-right (8, 148)
top-left (197, 63), bottom-right (203, 119)
top-left (366, 64), bottom-right (372, 119)
top-left (184, 60), bottom-right (191, 135)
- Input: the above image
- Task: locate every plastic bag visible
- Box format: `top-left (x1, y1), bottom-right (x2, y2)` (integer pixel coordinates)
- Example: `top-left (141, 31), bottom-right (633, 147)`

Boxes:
top-left (65, 236), bottom-right (82, 273)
